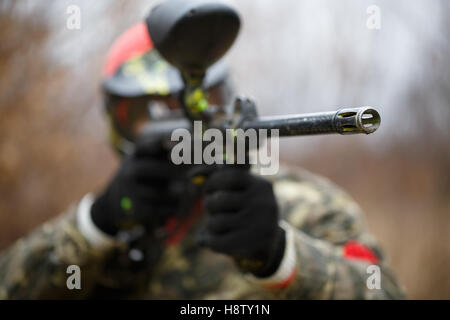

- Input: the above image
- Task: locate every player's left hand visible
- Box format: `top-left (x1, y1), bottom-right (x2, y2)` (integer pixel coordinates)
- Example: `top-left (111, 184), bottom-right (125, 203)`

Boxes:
top-left (198, 167), bottom-right (285, 277)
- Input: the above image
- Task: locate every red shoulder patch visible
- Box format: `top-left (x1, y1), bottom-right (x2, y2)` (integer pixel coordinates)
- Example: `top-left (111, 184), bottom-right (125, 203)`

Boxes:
top-left (343, 240), bottom-right (379, 264)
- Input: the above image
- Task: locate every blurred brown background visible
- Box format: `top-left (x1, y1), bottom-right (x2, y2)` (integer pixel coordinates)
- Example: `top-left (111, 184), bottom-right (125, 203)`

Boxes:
top-left (0, 0), bottom-right (449, 299)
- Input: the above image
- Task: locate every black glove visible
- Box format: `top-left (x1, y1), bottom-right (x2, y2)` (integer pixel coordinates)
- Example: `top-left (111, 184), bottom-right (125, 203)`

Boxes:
top-left (91, 142), bottom-right (184, 237)
top-left (198, 166), bottom-right (285, 277)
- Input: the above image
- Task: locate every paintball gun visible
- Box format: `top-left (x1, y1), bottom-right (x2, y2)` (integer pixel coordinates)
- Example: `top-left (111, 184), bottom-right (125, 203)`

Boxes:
top-left (140, 0), bottom-right (380, 151)
top-left (118, 0), bottom-right (382, 260)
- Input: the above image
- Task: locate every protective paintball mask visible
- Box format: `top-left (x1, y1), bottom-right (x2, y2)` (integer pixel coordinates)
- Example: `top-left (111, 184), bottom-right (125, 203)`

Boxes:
top-left (102, 22), bottom-right (232, 155)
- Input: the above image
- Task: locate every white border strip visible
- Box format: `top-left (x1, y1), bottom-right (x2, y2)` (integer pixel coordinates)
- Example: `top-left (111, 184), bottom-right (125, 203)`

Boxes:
top-left (76, 194), bottom-right (116, 249)
top-left (246, 220), bottom-right (297, 287)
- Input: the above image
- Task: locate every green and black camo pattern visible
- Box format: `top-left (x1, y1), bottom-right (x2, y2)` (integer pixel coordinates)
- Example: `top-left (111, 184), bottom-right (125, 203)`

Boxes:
top-left (0, 167), bottom-right (406, 299)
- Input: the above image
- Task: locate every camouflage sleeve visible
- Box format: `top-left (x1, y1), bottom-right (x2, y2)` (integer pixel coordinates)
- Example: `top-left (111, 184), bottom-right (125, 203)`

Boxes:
top-left (0, 202), bottom-right (110, 299)
top-left (257, 167), bottom-right (406, 299)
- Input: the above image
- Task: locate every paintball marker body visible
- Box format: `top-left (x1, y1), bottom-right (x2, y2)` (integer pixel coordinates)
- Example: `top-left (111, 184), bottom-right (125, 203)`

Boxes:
top-left (135, 0), bottom-right (383, 263)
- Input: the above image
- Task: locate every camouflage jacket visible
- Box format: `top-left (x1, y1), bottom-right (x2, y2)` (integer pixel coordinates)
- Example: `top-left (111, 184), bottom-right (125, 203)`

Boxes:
top-left (0, 166), bottom-right (405, 299)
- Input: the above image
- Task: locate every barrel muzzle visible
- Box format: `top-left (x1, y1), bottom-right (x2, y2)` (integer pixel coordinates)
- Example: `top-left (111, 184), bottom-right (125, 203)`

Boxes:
top-left (334, 107), bottom-right (381, 134)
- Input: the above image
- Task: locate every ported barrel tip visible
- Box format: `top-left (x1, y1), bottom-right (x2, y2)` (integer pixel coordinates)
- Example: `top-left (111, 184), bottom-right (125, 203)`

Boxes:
top-left (335, 107), bottom-right (381, 134)
top-left (357, 107), bottom-right (381, 134)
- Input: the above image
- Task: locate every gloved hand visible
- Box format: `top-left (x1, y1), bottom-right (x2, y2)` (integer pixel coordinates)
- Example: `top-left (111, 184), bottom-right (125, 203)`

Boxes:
top-left (91, 141), bottom-right (184, 237)
top-left (198, 166), bottom-right (285, 277)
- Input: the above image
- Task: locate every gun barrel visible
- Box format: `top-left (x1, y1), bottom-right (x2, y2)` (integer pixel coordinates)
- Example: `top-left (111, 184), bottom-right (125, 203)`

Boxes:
top-left (242, 107), bottom-right (380, 137)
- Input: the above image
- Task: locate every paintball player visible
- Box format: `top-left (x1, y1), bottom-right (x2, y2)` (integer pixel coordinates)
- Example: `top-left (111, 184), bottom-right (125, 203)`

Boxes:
top-left (0, 13), bottom-right (405, 299)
